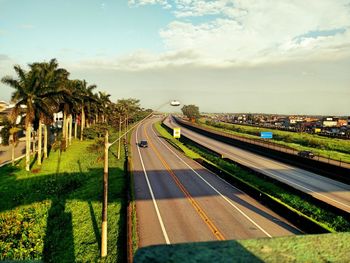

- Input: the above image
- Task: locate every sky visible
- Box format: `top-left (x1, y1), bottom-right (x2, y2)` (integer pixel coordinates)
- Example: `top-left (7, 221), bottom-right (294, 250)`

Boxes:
top-left (0, 0), bottom-right (350, 115)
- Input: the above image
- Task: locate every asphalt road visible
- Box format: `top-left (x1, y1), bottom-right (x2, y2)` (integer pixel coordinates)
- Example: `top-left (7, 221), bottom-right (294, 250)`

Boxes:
top-left (131, 118), bottom-right (300, 248)
top-left (164, 117), bottom-right (350, 214)
top-left (0, 140), bottom-right (26, 167)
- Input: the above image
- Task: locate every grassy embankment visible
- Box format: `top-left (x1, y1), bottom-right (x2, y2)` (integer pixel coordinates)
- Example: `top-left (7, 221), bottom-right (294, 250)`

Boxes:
top-left (126, 131), bottom-right (139, 257)
top-left (155, 122), bottom-right (350, 232)
top-left (134, 232), bottom-right (350, 263)
top-left (0, 131), bottom-right (126, 262)
top-left (200, 118), bottom-right (350, 163)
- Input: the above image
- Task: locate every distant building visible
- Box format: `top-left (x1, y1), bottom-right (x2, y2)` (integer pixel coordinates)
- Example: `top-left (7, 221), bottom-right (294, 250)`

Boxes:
top-left (322, 117), bottom-right (338, 127)
top-left (53, 112), bottom-right (63, 128)
top-left (337, 119), bottom-right (348, 127)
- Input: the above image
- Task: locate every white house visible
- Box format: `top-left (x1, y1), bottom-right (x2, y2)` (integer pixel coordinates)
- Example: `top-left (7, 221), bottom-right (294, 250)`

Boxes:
top-left (53, 112), bottom-right (63, 128)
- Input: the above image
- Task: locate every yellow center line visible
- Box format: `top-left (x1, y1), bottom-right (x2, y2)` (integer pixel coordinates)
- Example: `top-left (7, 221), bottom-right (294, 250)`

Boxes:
top-left (144, 125), bottom-right (225, 241)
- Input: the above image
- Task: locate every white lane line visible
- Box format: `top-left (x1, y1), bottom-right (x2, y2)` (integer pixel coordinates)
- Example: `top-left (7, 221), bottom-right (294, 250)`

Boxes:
top-left (135, 123), bottom-right (170, 244)
top-left (151, 125), bottom-right (272, 238)
top-left (177, 125), bottom-right (350, 211)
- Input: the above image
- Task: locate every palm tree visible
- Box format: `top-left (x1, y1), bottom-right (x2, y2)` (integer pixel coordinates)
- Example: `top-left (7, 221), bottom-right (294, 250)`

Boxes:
top-left (98, 91), bottom-right (111, 123)
top-left (2, 65), bottom-right (41, 171)
top-left (58, 79), bottom-right (79, 149)
top-left (29, 59), bottom-right (70, 165)
top-left (2, 60), bottom-right (68, 170)
top-left (75, 80), bottom-right (96, 140)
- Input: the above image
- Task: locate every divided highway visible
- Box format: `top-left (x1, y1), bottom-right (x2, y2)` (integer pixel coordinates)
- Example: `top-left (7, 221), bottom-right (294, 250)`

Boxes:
top-left (164, 117), bottom-right (350, 214)
top-left (131, 118), bottom-right (300, 247)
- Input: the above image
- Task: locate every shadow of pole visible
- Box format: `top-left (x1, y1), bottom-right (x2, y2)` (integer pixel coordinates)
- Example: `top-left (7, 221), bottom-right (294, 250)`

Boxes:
top-left (43, 198), bottom-right (75, 262)
top-left (56, 150), bottom-right (62, 174)
top-left (88, 201), bottom-right (101, 250)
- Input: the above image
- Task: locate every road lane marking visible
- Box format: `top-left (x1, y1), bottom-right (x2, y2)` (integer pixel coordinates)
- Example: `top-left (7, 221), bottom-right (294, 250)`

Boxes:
top-left (135, 124), bottom-right (170, 244)
top-left (152, 124), bottom-right (272, 238)
top-left (144, 125), bottom-right (225, 241)
top-left (173, 122), bottom-right (350, 212)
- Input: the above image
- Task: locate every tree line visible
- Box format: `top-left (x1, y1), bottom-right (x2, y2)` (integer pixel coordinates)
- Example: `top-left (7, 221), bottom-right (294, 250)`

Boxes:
top-left (1, 59), bottom-right (149, 171)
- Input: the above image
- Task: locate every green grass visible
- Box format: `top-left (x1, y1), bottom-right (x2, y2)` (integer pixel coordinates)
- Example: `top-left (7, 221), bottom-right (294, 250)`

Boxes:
top-left (155, 122), bottom-right (350, 232)
top-left (134, 232), bottom-right (350, 262)
top-left (126, 131), bottom-right (139, 256)
top-left (154, 122), bottom-right (200, 159)
top-left (0, 135), bottom-right (126, 262)
top-left (200, 118), bottom-right (350, 163)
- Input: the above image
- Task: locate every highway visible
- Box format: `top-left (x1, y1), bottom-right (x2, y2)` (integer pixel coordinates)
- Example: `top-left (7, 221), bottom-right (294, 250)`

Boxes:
top-left (131, 118), bottom-right (300, 247)
top-left (164, 117), bottom-right (350, 214)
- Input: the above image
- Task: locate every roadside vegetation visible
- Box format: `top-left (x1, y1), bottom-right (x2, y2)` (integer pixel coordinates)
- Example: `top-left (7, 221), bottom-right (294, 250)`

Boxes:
top-left (1, 59), bottom-right (152, 261)
top-left (0, 133), bottom-right (126, 262)
top-left (201, 118), bottom-right (350, 163)
top-left (1, 59), bottom-right (151, 170)
top-left (155, 122), bottom-right (350, 232)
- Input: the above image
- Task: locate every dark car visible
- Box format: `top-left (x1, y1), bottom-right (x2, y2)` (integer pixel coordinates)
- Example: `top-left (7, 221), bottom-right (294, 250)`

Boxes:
top-left (139, 140), bottom-right (148, 148)
top-left (297, 150), bottom-right (315, 158)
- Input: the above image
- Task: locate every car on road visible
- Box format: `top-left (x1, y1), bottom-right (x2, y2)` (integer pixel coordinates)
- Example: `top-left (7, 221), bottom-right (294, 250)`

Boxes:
top-left (297, 150), bottom-right (315, 158)
top-left (139, 140), bottom-right (148, 148)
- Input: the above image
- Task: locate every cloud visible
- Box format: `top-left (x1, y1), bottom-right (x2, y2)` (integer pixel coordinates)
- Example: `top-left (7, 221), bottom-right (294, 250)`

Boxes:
top-left (129, 0), bottom-right (350, 67)
top-left (0, 54), bottom-right (10, 61)
top-left (70, 49), bottom-right (202, 71)
top-left (128, 0), bottom-right (171, 9)
top-left (66, 57), bottom-right (350, 115)
top-left (19, 24), bottom-right (35, 29)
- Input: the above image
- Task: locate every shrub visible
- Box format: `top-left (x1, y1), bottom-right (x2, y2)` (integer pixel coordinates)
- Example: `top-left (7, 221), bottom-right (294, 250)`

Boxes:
top-left (0, 117), bottom-right (11, 146)
top-left (87, 138), bottom-right (105, 161)
top-left (0, 202), bottom-right (49, 260)
top-left (83, 124), bottom-right (109, 139)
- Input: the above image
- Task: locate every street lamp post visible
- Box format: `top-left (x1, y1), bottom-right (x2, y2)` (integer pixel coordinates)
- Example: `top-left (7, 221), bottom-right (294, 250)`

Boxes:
top-left (101, 130), bottom-right (109, 258)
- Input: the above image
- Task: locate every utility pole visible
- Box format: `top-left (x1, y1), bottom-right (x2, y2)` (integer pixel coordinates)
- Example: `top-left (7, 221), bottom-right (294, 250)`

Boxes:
top-left (101, 130), bottom-right (109, 258)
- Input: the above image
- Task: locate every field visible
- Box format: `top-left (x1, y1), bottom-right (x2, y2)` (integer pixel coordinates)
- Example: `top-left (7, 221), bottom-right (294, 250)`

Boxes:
top-left (201, 119), bottom-right (350, 163)
top-left (0, 135), bottom-right (126, 262)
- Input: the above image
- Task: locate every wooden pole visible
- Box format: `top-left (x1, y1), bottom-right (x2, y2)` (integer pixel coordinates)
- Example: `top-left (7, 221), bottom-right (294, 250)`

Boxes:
top-left (101, 130), bottom-right (109, 258)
